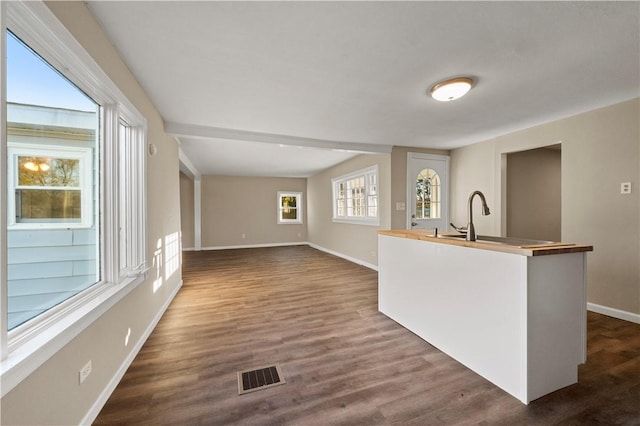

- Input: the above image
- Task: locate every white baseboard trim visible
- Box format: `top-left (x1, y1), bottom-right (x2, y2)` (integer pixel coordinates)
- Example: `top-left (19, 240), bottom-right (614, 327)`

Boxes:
top-left (307, 243), bottom-right (378, 271)
top-left (188, 241), bottom-right (377, 271)
top-left (587, 302), bottom-right (640, 324)
top-left (200, 242), bottom-right (308, 251)
top-left (80, 279), bottom-right (183, 425)
top-left (182, 247), bottom-right (196, 251)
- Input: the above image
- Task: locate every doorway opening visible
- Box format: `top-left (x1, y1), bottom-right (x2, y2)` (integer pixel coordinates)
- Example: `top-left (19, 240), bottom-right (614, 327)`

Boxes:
top-left (506, 144), bottom-right (561, 241)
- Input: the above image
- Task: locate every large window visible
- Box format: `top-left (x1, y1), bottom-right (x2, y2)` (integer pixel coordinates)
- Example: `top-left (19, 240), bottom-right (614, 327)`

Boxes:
top-left (1, 2), bottom-right (148, 391)
top-left (332, 165), bottom-right (379, 225)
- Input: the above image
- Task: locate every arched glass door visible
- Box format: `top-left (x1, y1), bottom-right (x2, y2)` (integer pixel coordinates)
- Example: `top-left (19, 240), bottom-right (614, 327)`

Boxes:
top-left (407, 153), bottom-right (449, 231)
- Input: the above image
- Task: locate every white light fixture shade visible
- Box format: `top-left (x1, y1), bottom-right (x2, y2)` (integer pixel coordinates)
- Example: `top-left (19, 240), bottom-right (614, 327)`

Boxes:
top-left (430, 77), bottom-right (473, 102)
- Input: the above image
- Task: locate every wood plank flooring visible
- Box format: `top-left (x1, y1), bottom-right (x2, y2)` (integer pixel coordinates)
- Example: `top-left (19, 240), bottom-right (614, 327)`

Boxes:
top-left (94, 246), bottom-right (640, 425)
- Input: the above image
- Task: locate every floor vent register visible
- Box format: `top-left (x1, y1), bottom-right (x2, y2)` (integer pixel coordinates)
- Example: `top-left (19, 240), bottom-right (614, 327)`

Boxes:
top-left (237, 364), bottom-right (286, 395)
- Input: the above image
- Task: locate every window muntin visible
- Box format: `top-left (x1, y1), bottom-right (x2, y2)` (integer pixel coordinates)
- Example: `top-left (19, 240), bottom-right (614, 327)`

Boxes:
top-left (277, 191), bottom-right (303, 224)
top-left (415, 168), bottom-right (441, 220)
top-left (332, 165), bottom-right (379, 225)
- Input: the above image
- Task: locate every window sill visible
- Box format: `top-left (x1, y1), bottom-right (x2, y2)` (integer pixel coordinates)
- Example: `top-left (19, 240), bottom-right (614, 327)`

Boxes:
top-left (332, 218), bottom-right (380, 227)
top-left (7, 223), bottom-right (92, 230)
top-left (0, 273), bottom-right (147, 398)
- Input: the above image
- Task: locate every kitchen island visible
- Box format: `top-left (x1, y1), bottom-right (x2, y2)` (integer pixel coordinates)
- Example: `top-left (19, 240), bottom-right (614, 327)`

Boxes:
top-left (378, 229), bottom-right (593, 404)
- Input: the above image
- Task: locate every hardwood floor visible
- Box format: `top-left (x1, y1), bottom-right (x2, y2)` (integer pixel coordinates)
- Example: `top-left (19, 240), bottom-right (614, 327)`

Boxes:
top-left (94, 246), bottom-right (640, 425)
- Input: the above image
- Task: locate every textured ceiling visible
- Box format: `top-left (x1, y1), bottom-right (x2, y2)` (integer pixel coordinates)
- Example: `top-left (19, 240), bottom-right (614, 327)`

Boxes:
top-left (87, 1), bottom-right (639, 177)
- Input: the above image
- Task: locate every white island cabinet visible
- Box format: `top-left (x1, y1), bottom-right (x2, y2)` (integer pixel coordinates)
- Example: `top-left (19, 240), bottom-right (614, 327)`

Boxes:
top-left (378, 230), bottom-right (593, 404)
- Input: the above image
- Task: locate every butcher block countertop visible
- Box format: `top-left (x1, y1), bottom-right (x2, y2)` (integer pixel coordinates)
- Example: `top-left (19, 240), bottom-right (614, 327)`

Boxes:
top-left (378, 229), bottom-right (593, 257)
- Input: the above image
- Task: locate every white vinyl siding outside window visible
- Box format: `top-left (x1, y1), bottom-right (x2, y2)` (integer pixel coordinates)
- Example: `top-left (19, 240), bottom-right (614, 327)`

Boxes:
top-left (332, 165), bottom-right (379, 226)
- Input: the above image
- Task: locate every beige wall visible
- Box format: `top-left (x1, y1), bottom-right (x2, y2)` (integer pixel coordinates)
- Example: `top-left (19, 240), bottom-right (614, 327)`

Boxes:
top-left (451, 99), bottom-right (640, 315)
top-left (179, 172), bottom-right (195, 249)
top-left (507, 147), bottom-right (561, 241)
top-left (201, 175), bottom-right (307, 247)
top-left (390, 146), bottom-right (450, 229)
top-left (1, 3), bottom-right (183, 425)
top-left (307, 154), bottom-right (391, 267)
top-left (450, 140), bottom-right (496, 233)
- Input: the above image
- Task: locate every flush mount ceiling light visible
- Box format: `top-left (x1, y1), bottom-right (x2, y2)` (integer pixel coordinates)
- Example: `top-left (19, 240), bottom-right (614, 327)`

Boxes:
top-left (429, 77), bottom-right (473, 102)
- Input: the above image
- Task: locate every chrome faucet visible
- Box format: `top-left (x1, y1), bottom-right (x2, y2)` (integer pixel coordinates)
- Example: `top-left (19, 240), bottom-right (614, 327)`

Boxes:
top-left (466, 190), bottom-right (491, 241)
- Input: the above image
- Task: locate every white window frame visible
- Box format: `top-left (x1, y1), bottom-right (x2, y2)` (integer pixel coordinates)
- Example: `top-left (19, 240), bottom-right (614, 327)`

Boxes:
top-left (332, 165), bottom-right (380, 226)
top-left (7, 143), bottom-right (93, 229)
top-left (277, 191), bottom-right (303, 225)
top-left (0, 1), bottom-right (148, 397)
top-left (117, 119), bottom-right (147, 280)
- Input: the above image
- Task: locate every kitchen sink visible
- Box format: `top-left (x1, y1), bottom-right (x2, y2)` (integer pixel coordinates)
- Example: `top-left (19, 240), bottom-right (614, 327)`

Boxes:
top-left (437, 233), bottom-right (567, 248)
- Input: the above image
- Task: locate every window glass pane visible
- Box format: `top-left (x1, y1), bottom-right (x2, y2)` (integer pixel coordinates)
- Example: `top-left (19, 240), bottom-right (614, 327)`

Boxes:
top-left (347, 177), bottom-right (366, 218)
top-left (281, 196), bottom-right (297, 209)
top-left (17, 189), bottom-right (81, 222)
top-left (277, 193), bottom-right (302, 223)
top-left (369, 173), bottom-right (377, 195)
top-left (368, 194), bottom-right (377, 218)
top-left (416, 168), bottom-right (440, 220)
top-left (18, 156), bottom-right (80, 187)
top-left (282, 208), bottom-right (297, 220)
top-left (119, 121), bottom-right (130, 272)
top-left (6, 31), bottom-right (100, 330)
top-left (280, 195), bottom-right (298, 220)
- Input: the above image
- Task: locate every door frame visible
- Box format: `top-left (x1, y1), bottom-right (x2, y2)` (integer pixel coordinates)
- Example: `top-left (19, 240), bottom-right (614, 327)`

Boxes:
top-left (406, 152), bottom-right (450, 230)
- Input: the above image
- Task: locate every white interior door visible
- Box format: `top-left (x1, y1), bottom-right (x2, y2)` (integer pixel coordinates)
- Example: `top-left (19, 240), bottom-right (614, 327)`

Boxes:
top-left (407, 153), bottom-right (449, 231)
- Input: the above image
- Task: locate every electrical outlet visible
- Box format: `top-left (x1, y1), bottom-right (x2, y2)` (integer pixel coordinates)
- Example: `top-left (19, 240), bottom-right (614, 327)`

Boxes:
top-left (621, 182), bottom-right (632, 194)
top-left (79, 360), bottom-right (92, 384)
top-left (371, 251), bottom-right (377, 258)
top-left (241, 233), bottom-right (246, 239)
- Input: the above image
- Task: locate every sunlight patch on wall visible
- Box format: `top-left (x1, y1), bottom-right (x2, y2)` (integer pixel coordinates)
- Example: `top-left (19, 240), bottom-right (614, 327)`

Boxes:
top-left (164, 231), bottom-right (180, 281)
top-left (124, 327), bottom-right (131, 347)
top-left (152, 238), bottom-right (163, 293)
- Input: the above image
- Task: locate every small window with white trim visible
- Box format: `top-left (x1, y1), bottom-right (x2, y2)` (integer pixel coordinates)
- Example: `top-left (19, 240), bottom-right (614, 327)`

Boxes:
top-left (332, 165), bottom-right (379, 225)
top-left (8, 143), bottom-right (93, 228)
top-left (277, 191), bottom-right (303, 224)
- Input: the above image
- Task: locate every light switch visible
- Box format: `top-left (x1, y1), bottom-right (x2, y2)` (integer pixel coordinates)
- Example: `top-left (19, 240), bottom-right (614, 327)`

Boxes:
top-left (396, 202), bottom-right (406, 211)
top-left (621, 182), bottom-right (632, 194)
